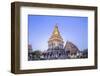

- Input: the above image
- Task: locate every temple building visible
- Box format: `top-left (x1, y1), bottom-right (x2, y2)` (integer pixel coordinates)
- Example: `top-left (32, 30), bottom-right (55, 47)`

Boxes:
top-left (42, 24), bottom-right (68, 59)
top-left (28, 24), bottom-right (87, 60)
top-left (48, 25), bottom-right (64, 50)
top-left (64, 41), bottom-right (80, 58)
top-left (64, 41), bottom-right (79, 54)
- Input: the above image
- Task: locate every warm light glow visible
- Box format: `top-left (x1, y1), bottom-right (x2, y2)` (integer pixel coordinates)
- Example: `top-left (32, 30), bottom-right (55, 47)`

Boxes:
top-left (54, 26), bottom-right (59, 35)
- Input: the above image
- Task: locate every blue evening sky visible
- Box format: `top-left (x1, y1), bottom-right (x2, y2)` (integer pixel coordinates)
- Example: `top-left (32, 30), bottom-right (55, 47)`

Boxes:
top-left (28, 15), bottom-right (88, 51)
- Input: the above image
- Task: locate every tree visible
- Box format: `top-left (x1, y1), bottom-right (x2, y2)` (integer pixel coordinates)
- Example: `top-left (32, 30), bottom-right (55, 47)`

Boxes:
top-left (32, 50), bottom-right (42, 60)
top-left (82, 49), bottom-right (88, 58)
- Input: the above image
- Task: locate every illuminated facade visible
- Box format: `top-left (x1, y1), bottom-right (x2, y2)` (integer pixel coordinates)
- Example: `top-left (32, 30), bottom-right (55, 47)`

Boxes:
top-left (43, 24), bottom-right (68, 59)
top-left (48, 25), bottom-right (64, 50)
top-left (28, 24), bottom-right (87, 60)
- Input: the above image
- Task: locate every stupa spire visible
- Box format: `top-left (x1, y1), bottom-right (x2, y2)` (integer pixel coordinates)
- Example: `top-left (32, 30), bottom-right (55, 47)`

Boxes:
top-left (52, 24), bottom-right (60, 36)
top-left (49, 24), bottom-right (63, 40)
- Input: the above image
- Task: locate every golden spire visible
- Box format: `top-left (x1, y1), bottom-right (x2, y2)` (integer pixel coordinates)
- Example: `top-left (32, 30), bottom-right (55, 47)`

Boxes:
top-left (53, 24), bottom-right (60, 36)
top-left (48, 24), bottom-right (63, 42)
